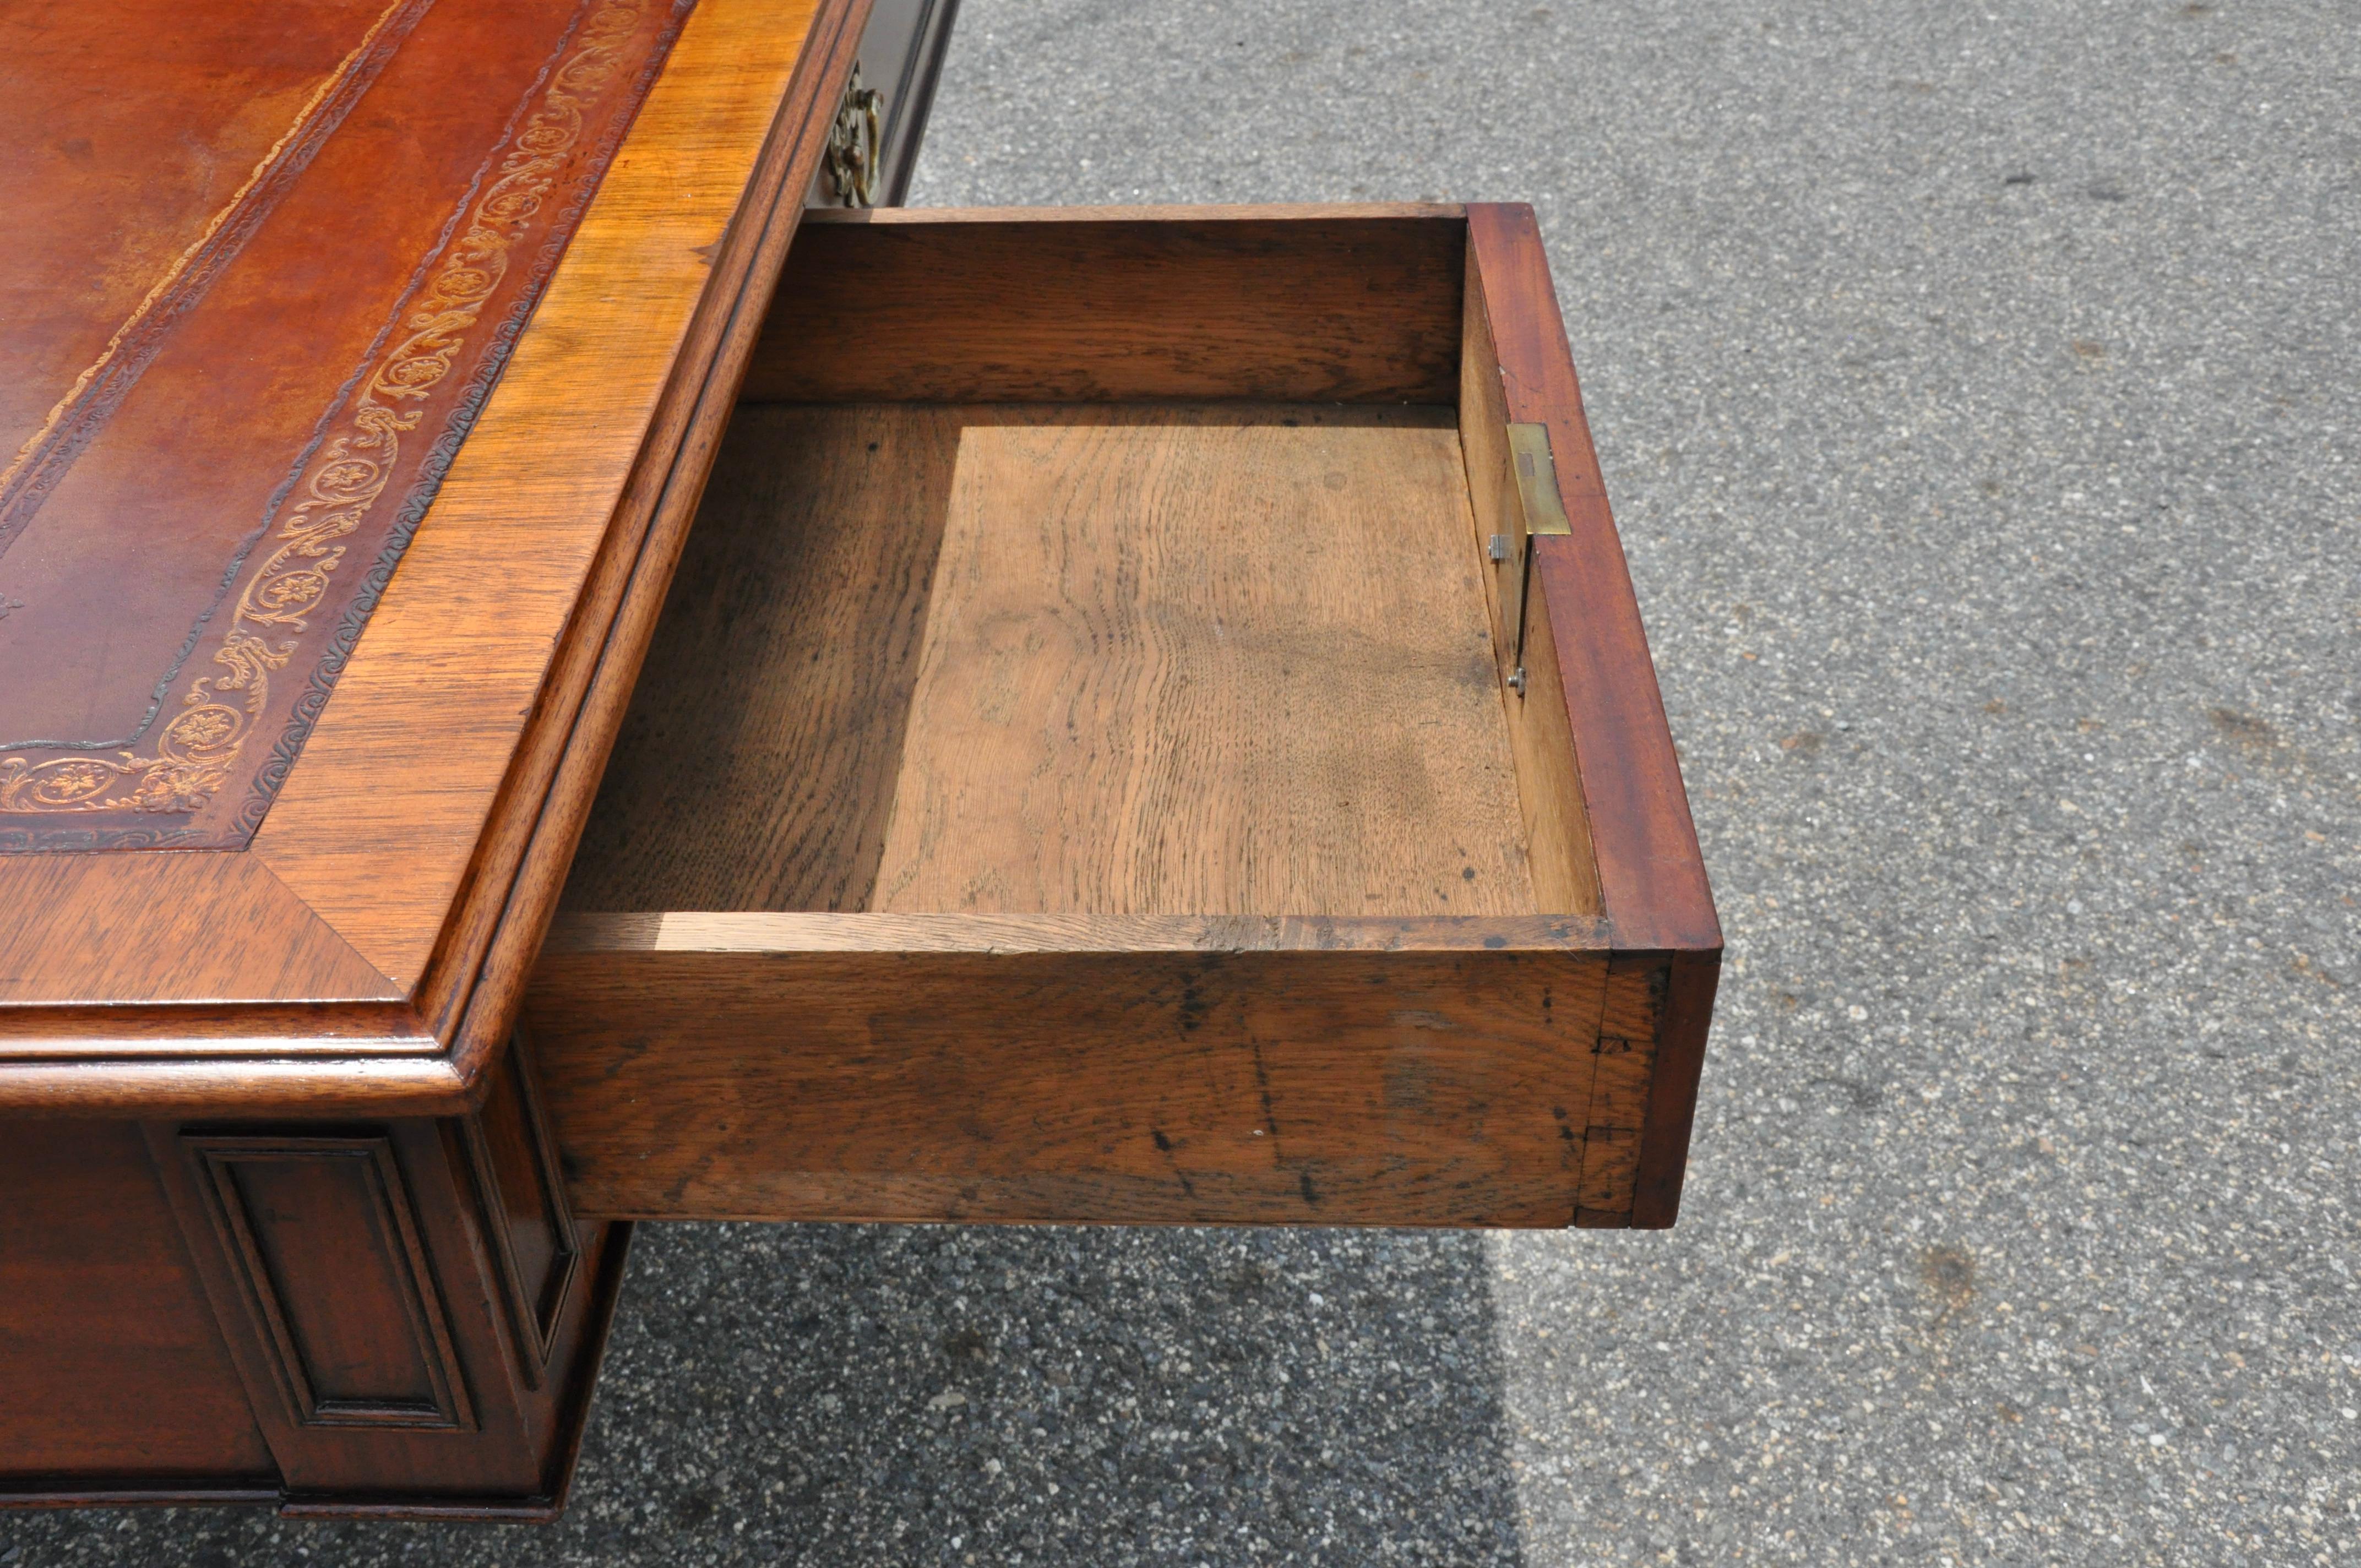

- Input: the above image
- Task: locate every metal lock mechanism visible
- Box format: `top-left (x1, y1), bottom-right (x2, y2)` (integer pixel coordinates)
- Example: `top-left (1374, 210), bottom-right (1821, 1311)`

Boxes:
top-left (824, 63), bottom-right (884, 207)
top-left (1490, 421), bottom-right (1571, 697)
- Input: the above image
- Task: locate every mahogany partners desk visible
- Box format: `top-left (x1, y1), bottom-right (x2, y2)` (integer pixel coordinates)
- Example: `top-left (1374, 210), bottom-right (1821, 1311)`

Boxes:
top-left (0, 0), bottom-right (1720, 1520)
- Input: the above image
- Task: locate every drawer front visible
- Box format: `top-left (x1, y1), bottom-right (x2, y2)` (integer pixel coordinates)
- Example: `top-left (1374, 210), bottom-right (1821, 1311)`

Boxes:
top-left (535, 914), bottom-right (1628, 1226)
top-left (526, 205), bottom-right (1719, 1231)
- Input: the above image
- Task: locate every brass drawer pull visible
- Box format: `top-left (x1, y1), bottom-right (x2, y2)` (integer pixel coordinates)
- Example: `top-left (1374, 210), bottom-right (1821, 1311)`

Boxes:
top-left (823, 64), bottom-right (884, 206)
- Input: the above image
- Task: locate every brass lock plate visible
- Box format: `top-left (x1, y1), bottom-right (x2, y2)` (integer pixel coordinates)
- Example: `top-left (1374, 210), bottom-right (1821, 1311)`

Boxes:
top-left (1492, 421), bottom-right (1572, 677)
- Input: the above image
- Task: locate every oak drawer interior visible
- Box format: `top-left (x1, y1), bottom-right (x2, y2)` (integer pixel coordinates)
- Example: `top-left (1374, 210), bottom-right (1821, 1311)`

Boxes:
top-left (568, 401), bottom-right (1540, 917)
top-left (526, 208), bottom-right (1674, 1229)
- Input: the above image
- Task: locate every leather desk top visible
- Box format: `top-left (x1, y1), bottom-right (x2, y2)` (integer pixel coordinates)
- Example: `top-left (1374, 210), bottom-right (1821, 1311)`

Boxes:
top-left (0, 0), bottom-right (866, 1110)
top-left (2, 0), bottom-right (688, 850)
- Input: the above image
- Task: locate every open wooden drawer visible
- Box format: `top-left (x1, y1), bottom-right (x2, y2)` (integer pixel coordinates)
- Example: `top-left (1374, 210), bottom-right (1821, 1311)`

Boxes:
top-left (524, 205), bottom-right (1719, 1230)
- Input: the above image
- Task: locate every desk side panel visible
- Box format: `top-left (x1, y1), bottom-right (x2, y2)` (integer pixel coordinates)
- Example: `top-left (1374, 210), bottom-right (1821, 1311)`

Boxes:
top-left (0, 1121), bottom-right (275, 1493)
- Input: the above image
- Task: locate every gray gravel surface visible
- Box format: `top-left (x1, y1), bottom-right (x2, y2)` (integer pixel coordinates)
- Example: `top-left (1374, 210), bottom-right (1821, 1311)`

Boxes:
top-left (10, 0), bottom-right (2355, 1562)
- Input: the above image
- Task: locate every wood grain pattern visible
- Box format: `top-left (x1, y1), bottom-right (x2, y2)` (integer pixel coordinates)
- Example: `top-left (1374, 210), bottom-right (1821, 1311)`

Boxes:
top-left (562, 401), bottom-right (960, 913)
top-left (1636, 949), bottom-right (1721, 1228)
top-left (0, 1122), bottom-right (273, 1485)
top-left (0, 0), bottom-right (870, 1521)
top-left (415, 0), bottom-right (871, 1101)
top-left (547, 909), bottom-right (1614, 954)
top-left (270, 1220), bottom-right (634, 1523)
top-left (530, 912), bottom-right (1612, 1224)
top-left (1457, 244), bottom-right (1602, 916)
top-left (744, 206), bottom-right (1466, 404)
top-left (566, 402), bottom-right (1473, 913)
top-left (1465, 204), bottom-right (1722, 1227)
top-left (874, 419), bottom-right (1531, 917)
top-left (1573, 958), bottom-right (1664, 1226)
top-left (1465, 205), bottom-right (1717, 955)
top-left (0, 852), bottom-right (396, 1015)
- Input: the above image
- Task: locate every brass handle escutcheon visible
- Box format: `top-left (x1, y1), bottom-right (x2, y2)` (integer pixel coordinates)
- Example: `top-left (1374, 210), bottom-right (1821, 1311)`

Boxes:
top-left (824, 64), bottom-right (884, 208)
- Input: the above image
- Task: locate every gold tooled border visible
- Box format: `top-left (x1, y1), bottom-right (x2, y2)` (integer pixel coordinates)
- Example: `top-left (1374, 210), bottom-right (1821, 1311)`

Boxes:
top-left (0, 0), bottom-right (657, 831)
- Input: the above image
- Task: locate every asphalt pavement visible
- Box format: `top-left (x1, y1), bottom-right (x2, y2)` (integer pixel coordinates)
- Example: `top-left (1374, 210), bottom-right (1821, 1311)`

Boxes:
top-left (9, 0), bottom-right (2355, 1562)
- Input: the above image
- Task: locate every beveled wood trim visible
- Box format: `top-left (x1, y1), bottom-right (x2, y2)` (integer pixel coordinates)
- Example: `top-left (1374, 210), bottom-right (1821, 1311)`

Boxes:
top-left (1464, 203), bottom-right (1720, 1225)
top-left (453, 1027), bottom-right (581, 1386)
top-left (0, 188), bottom-right (1724, 1175)
top-left (0, 1055), bottom-right (466, 1115)
top-left (428, 0), bottom-right (871, 1098)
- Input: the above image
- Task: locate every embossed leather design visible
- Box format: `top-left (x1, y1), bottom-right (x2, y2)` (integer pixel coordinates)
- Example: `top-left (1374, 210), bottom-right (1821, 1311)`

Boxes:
top-left (0, 0), bottom-right (690, 850)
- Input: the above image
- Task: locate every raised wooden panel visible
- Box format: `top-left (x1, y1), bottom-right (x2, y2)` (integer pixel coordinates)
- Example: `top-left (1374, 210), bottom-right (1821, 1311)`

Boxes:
top-left (459, 1030), bottom-right (581, 1385)
top-left (184, 1134), bottom-right (475, 1431)
top-left (142, 1117), bottom-right (637, 1515)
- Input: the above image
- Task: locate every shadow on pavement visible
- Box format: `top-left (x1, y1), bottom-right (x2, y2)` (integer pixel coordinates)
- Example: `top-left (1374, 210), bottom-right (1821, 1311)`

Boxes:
top-left (7, 1223), bottom-right (1528, 1567)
